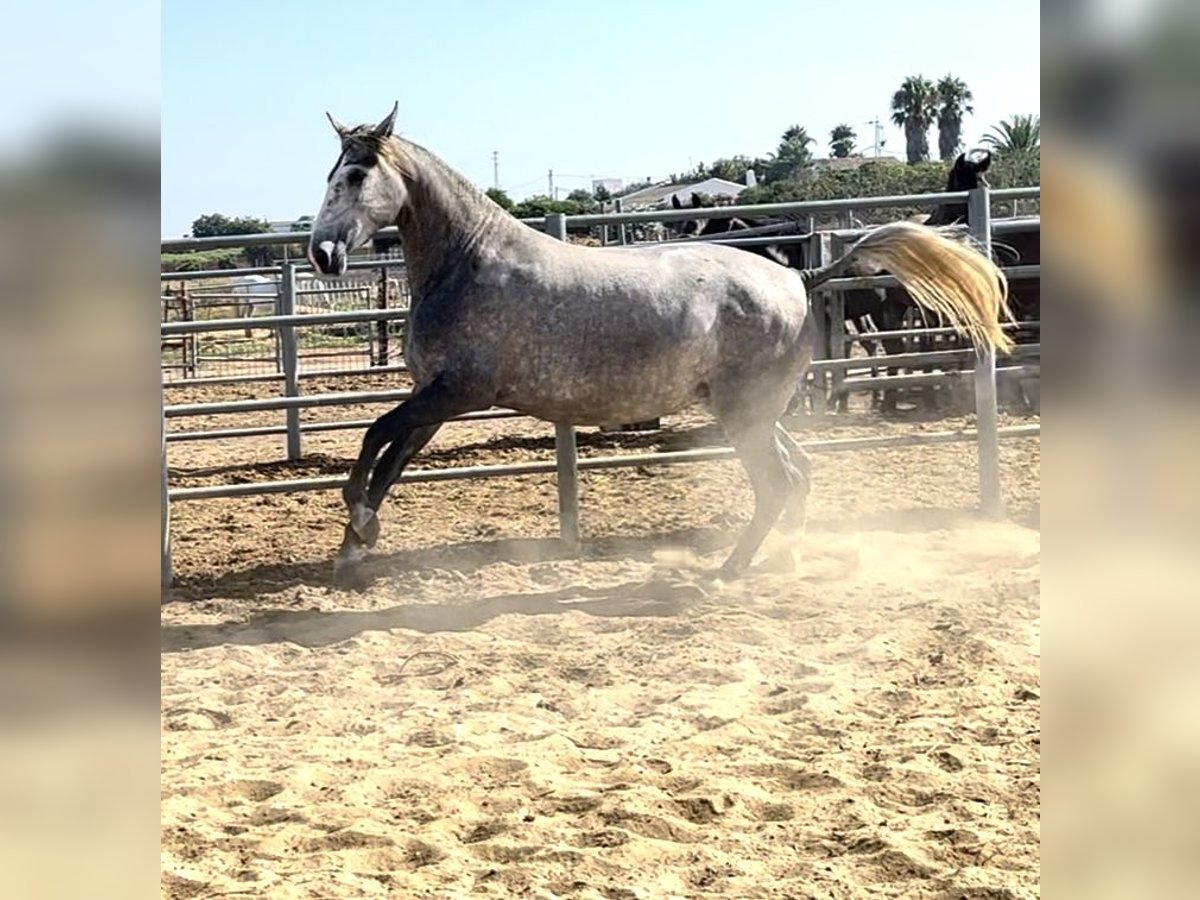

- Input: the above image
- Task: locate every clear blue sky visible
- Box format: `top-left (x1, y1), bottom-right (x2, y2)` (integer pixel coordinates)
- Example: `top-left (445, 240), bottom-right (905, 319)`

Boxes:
top-left (162, 0), bottom-right (1040, 238)
top-left (0, 0), bottom-right (158, 155)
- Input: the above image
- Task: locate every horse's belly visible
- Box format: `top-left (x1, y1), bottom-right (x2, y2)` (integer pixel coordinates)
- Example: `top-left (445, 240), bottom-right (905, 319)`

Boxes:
top-left (498, 353), bottom-right (706, 426)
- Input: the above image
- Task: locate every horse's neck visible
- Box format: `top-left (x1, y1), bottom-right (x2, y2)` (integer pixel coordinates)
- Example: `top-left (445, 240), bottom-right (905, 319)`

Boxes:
top-left (928, 176), bottom-right (971, 226)
top-left (391, 140), bottom-right (519, 297)
top-left (926, 202), bottom-right (967, 227)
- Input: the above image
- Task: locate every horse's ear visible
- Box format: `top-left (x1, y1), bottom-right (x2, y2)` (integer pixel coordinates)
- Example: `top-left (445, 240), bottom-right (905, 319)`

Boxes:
top-left (372, 101), bottom-right (399, 139)
top-left (671, 195), bottom-right (683, 210)
top-left (691, 193), bottom-right (702, 208)
top-left (326, 111), bottom-right (349, 140)
top-left (964, 147), bottom-right (991, 172)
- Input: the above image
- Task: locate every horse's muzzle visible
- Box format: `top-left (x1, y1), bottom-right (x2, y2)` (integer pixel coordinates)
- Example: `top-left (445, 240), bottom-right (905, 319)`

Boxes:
top-left (309, 239), bottom-right (348, 276)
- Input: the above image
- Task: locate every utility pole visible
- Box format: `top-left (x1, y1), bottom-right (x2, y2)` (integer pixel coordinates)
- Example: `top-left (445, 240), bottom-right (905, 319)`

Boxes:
top-left (492, 151), bottom-right (499, 189)
top-left (868, 116), bottom-right (885, 157)
top-left (548, 169), bottom-right (554, 197)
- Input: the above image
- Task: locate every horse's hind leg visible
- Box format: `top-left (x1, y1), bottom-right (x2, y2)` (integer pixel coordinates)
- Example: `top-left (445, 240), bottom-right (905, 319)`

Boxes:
top-left (774, 424), bottom-right (812, 532)
top-left (716, 420), bottom-right (796, 577)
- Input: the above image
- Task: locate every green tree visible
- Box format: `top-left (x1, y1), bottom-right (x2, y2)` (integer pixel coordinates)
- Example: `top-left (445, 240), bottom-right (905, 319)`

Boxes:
top-left (566, 188), bottom-right (595, 207)
top-left (282, 215), bottom-right (315, 260)
top-left (982, 114), bottom-right (1041, 156)
top-left (829, 124), bottom-right (857, 159)
top-left (593, 184), bottom-right (612, 202)
top-left (763, 125), bottom-right (816, 183)
top-left (190, 213), bottom-right (271, 238)
top-left (935, 75), bottom-right (974, 161)
top-left (891, 75), bottom-right (938, 163)
top-left (740, 159), bottom-right (947, 225)
top-left (509, 194), bottom-right (586, 219)
top-left (189, 213), bottom-right (273, 265)
top-left (707, 156), bottom-right (755, 182)
top-left (485, 187), bottom-right (514, 211)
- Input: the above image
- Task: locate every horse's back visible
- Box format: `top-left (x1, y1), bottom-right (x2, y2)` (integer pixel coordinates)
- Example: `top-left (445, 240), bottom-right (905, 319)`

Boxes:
top-left (399, 236), bottom-right (810, 424)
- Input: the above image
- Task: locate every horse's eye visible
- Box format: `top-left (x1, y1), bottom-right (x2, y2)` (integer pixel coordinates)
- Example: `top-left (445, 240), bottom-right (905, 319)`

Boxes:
top-left (346, 169), bottom-right (366, 187)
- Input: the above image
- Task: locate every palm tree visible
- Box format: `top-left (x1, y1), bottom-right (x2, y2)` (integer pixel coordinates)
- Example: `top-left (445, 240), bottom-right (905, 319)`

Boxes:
top-left (891, 75), bottom-right (938, 163)
top-left (829, 124), bottom-right (857, 159)
top-left (982, 114), bottom-right (1041, 155)
top-left (935, 75), bottom-right (974, 161)
top-left (764, 125), bottom-right (815, 182)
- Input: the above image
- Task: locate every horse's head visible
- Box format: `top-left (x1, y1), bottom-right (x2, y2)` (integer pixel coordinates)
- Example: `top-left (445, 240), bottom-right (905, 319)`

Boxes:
top-left (666, 192), bottom-right (708, 238)
top-left (926, 148), bottom-right (994, 227)
top-left (309, 102), bottom-right (406, 276)
top-left (948, 148), bottom-right (992, 191)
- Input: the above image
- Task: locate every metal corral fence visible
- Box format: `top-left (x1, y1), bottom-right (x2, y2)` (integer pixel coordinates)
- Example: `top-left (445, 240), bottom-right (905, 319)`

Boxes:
top-left (161, 265), bottom-right (412, 383)
top-left (161, 185), bottom-right (1040, 588)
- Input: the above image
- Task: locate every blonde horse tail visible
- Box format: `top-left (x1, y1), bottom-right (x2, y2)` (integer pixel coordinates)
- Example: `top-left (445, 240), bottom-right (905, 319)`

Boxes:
top-left (803, 221), bottom-right (1014, 355)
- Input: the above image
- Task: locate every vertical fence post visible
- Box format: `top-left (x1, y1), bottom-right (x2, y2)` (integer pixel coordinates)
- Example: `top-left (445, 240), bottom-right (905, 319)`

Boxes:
top-left (279, 262), bottom-right (302, 461)
top-left (181, 283), bottom-right (196, 379)
top-left (161, 376), bottom-right (172, 594)
top-left (377, 266), bottom-right (390, 366)
top-left (615, 198), bottom-right (627, 246)
top-left (544, 213), bottom-right (581, 549)
top-left (807, 230), bottom-right (828, 416)
top-left (821, 232), bottom-right (846, 412)
top-left (969, 186), bottom-right (1003, 516)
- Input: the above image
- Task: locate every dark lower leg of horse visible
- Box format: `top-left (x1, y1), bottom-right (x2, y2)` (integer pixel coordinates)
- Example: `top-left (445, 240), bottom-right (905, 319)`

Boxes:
top-left (881, 374), bottom-right (900, 415)
top-left (342, 375), bottom-right (481, 517)
top-left (774, 424), bottom-right (812, 532)
top-left (719, 426), bottom-right (793, 578)
top-left (365, 424), bottom-right (442, 514)
top-left (334, 424), bottom-right (443, 587)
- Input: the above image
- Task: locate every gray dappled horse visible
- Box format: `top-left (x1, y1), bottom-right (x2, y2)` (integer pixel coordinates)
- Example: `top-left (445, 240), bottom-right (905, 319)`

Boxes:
top-left (307, 104), bottom-right (1013, 587)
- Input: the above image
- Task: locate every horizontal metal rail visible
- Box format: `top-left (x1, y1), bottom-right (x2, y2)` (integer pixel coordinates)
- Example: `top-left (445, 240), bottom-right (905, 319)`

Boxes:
top-left (182, 292), bottom-right (279, 301)
top-left (162, 364), bottom-right (410, 389)
top-left (164, 389), bottom-right (414, 418)
top-left (529, 188), bottom-right (1041, 228)
top-left (162, 337), bottom-right (1039, 418)
top-left (168, 424), bottom-right (1041, 501)
top-left (159, 187), bottom-right (1041, 253)
top-left (823, 215), bottom-right (1040, 244)
top-left (852, 321), bottom-right (1039, 342)
top-left (662, 216), bottom-right (1037, 250)
top-left (160, 213), bottom-right (1038, 285)
top-left (840, 365), bottom-right (1035, 391)
top-left (812, 345), bottom-right (1039, 373)
top-left (817, 264), bottom-right (1040, 291)
top-left (158, 267), bottom-right (1040, 344)
top-left (161, 308), bottom-right (408, 336)
top-left (166, 408), bottom-right (524, 442)
top-left (161, 258), bottom-right (406, 281)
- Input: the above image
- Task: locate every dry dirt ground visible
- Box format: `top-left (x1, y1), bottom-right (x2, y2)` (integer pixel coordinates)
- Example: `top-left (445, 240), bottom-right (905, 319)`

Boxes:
top-left (162, 375), bottom-right (1040, 899)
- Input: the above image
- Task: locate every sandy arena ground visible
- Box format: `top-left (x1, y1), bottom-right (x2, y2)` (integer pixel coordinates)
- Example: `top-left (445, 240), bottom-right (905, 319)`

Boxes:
top-left (162, 376), bottom-right (1040, 899)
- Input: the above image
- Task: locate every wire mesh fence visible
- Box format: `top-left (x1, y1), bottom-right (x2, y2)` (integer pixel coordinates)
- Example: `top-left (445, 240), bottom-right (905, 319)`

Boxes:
top-left (160, 266), bottom-right (411, 383)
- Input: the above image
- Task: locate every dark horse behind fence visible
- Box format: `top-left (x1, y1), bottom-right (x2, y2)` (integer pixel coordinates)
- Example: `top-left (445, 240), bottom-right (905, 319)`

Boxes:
top-left (670, 151), bottom-right (1038, 414)
top-left (835, 149), bottom-right (1040, 413)
top-left (306, 103), bottom-right (1013, 588)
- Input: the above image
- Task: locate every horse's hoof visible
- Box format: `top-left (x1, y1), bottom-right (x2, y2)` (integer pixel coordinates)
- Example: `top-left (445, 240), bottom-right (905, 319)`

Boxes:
top-left (714, 561), bottom-right (746, 582)
top-left (333, 545), bottom-right (371, 591)
top-left (349, 505), bottom-right (380, 547)
top-left (333, 563), bottom-right (371, 592)
top-left (761, 545), bottom-right (798, 574)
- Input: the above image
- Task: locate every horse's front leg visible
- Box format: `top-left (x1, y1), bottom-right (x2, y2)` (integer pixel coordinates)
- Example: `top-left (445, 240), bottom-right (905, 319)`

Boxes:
top-left (335, 373), bottom-right (488, 585)
top-left (334, 424), bottom-right (439, 583)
